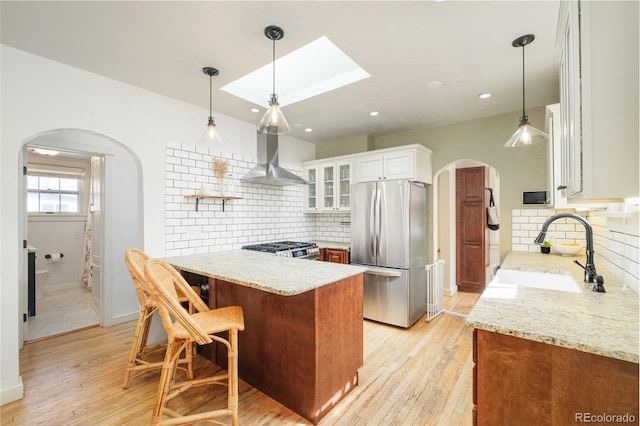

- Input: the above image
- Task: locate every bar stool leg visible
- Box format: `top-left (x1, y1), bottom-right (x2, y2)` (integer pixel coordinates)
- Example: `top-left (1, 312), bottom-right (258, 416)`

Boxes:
top-left (122, 304), bottom-right (152, 388)
top-left (151, 339), bottom-right (180, 426)
top-left (229, 329), bottom-right (239, 426)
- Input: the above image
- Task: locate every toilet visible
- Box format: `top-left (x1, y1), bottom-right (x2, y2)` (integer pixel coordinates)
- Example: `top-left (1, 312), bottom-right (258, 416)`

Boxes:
top-left (35, 270), bottom-right (49, 300)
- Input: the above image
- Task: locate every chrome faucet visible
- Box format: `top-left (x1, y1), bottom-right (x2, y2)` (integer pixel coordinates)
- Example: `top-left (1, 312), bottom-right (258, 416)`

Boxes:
top-left (534, 213), bottom-right (605, 292)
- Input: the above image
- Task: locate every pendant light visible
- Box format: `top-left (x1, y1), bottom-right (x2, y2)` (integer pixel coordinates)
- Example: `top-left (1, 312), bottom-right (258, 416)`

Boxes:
top-left (257, 25), bottom-right (291, 135)
top-left (504, 34), bottom-right (548, 147)
top-left (197, 67), bottom-right (225, 148)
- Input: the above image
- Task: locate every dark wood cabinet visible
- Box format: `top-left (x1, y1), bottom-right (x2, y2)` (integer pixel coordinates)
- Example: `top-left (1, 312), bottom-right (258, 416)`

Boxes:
top-left (212, 275), bottom-right (363, 424)
top-left (320, 248), bottom-right (349, 264)
top-left (473, 329), bottom-right (639, 425)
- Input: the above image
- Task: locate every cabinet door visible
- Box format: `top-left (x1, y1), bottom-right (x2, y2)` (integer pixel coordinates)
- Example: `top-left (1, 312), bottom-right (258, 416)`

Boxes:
top-left (336, 161), bottom-right (352, 211)
top-left (383, 151), bottom-right (414, 180)
top-left (558, 0), bottom-right (582, 198)
top-left (322, 165), bottom-right (335, 210)
top-left (546, 104), bottom-right (567, 208)
top-left (322, 248), bottom-right (349, 264)
top-left (355, 156), bottom-right (383, 182)
top-left (304, 167), bottom-right (319, 212)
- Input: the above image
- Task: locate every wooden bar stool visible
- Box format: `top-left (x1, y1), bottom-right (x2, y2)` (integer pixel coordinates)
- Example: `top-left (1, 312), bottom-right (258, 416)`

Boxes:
top-left (122, 248), bottom-right (200, 388)
top-left (144, 258), bottom-right (244, 426)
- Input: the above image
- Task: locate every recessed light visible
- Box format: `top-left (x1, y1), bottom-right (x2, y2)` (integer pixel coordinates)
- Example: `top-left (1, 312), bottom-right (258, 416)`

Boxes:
top-left (305, 128), bottom-right (313, 132)
top-left (478, 93), bottom-right (492, 99)
top-left (250, 108), bottom-right (260, 113)
top-left (427, 81), bottom-right (443, 90)
top-left (369, 111), bottom-right (379, 116)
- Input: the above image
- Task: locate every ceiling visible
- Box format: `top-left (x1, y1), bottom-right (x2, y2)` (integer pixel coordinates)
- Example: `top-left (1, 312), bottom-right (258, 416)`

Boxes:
top-left (0, 1), bottom-right (561, 144)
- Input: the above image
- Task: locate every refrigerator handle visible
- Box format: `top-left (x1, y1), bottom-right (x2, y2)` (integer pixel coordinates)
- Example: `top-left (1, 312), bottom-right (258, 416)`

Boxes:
top-left (376, 187), bottom-right (382, 257)
top-left (369, 188), bottom-right (376, 256)
top-left (364, 267), bottom-right (403, 278)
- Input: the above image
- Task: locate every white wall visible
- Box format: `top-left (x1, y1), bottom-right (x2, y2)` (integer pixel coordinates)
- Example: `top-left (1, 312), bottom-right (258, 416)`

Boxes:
top-left (0, 45), bottom-right (316, 405)
top-left (28, 218), bottom-right (86, 290)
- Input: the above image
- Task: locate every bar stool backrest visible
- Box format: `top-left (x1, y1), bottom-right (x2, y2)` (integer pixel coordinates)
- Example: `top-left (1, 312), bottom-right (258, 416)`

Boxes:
top-left (144, 259), bottom-right (213, 346)
top-left (124, 248), bottom-right (153, 308)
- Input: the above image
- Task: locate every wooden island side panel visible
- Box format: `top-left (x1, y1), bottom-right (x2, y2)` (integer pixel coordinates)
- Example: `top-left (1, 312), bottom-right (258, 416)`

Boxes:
top-left (474, 329), bottom-right (639, 426)
top-left (211, 273), bottom-right (364, 424)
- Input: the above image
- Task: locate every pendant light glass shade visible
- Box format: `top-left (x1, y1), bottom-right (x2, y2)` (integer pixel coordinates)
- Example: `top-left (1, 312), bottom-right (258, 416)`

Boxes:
top-left (505, 34), bottom-right (548, 147)
top-left (258, 26), bottom-right (291, 135)
top-left (198, 117), bottom-right (225, 148)
top-left (504, 115), bottom-right (548, 147)
top-left (197, 67), bottom-right (225, 148)
top-left (257, 94), bottom-right (291, 134)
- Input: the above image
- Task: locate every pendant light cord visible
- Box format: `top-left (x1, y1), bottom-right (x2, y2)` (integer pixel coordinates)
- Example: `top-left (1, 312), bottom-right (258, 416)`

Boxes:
top-left (272, 37), bottom-right (276, 98)
top-left (209, 73), bottom-right (213, 119)
top-left (521, 44), bottom-right (526, 117)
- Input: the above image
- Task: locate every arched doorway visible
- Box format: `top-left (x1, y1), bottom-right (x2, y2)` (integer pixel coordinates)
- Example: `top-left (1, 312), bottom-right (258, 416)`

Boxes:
top-left (18, 128), bottom-right (143, 346)
top-left (432, 159), bottom-right (500, 296)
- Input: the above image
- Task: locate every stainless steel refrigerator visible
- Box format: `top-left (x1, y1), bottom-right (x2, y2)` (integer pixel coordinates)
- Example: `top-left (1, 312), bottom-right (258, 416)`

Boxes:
top-left (350, 180), bottom-right (427, 328)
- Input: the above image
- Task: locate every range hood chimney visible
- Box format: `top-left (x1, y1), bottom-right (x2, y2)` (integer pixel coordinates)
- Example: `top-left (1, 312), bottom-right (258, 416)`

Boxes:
top-left (241, 132), bottom-right (309, 186)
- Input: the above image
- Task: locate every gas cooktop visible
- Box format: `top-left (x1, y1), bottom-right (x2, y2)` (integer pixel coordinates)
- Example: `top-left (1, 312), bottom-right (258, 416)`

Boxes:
top-left (242, 241), bottom-right (319, 259)
top-left (242, 241), bottom-right (316, 253)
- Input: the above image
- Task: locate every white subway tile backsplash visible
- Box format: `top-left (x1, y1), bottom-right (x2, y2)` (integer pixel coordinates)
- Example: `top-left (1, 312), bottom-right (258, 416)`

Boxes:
top-left (512, 208), bottom-right (639, 293)
top-left (165, 142), bottom-right (347, 254)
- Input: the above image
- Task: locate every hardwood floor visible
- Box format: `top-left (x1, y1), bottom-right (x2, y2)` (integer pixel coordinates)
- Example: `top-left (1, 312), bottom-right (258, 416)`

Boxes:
top-left (1, 291), bottom-right (480, 426)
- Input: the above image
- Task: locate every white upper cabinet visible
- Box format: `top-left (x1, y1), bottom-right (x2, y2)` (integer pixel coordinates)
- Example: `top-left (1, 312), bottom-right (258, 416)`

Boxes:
top-left (303, 166), bottom-right (319, 212)
top-left (545, 103), bottom-right (567, 208)
top-left (304, 161), bottom-right (352, 213)
top-left (303, 144), bottom-right (433, 213)
top-left (556, 1), bottom-right (639, 202)
top-left (320, 161), bottom-right (352, 212)
top-left (354, 145), bottom-right (432, 184)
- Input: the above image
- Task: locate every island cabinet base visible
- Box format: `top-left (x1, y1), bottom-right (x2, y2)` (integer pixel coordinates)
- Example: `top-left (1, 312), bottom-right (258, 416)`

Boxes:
top-left (209, 274), bottom-right (364, 424)
top-left (473, 329), bottom-right (639, 425)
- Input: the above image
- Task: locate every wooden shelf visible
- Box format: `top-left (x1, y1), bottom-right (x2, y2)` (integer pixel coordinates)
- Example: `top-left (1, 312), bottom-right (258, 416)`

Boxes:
top-left (184, 194), bottom-right (242, 212)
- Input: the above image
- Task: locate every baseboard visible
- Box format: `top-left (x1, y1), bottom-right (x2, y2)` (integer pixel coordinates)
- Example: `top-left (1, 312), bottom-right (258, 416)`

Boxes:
top-left (444, 284), bottom-right (458, 297)
top-left (46, 280), bottom-right (84, 293)
top-left (0, 377), bottom-right (24, 406)
top-left (111, 311), bottom-right (139, 325)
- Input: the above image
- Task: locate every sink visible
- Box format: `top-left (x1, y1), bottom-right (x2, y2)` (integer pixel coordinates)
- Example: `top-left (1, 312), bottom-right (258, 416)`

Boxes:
top-left (492, 269), bottom-right (582, 293)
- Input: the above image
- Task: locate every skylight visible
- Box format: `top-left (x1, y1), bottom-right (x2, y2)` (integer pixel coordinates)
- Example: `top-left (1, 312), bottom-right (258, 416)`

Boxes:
top-left (221, 36), bottom-right (370, 108)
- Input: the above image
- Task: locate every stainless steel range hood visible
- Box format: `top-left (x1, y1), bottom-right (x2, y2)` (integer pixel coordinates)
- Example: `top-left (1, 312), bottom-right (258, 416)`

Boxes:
top-left (241, 132), bottom-right (309, 186)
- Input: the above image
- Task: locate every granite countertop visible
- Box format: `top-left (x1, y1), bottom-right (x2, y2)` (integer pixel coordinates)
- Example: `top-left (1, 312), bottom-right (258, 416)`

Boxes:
top-left (315, 240), bottom-right (351, 251)
top-left (165, 250), bottom-right (365, 296)
top-left (466, 251), bottom-right (639, 363)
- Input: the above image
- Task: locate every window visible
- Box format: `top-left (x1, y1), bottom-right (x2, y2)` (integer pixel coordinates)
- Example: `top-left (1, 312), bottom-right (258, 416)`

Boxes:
top-left (27, 165), bottom-right (84, 213)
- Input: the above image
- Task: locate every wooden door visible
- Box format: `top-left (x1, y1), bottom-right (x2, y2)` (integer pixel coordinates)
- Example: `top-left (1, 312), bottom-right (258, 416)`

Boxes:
top-left (456, 166), bottom-right (485, 292)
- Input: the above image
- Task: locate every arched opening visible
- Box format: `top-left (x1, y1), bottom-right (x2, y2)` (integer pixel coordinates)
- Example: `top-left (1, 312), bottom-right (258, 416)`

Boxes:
top-left (432, 159), bottom-right (500, 296)
top-left (18, 128), bottom-right (143, 346)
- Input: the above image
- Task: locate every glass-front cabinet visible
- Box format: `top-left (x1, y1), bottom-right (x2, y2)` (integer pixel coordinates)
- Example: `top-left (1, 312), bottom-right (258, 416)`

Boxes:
top-left (322, 161), bottom-right (352, 211)
top-left (304, 166), bottom-right (318, 212)
top-left (337, 162), bottom-right (352, 210)
top-left (304, 161), bottom-right (352, 213)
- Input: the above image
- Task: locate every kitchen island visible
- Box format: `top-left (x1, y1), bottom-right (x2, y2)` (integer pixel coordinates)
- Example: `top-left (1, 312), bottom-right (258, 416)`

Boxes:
top-left (165, 250), bottom-right (366, 424)
top-left (467, 251), bottom-right (639, 425)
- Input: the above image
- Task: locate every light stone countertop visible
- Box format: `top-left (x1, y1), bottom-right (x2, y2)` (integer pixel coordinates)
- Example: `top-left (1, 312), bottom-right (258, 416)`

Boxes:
top-left (165, 250), bottom-right (365, 296)
top-left (466, 251), bottom-right (639, 363)
top-left (315, 240), bottom-right (351, 251)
